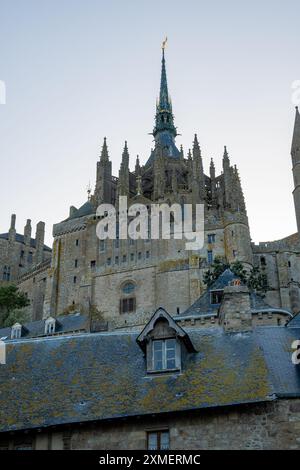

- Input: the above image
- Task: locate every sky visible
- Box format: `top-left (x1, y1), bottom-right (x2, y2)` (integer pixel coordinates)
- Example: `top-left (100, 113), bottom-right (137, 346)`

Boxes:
top-left (0, 0), bottom-right (299, 246)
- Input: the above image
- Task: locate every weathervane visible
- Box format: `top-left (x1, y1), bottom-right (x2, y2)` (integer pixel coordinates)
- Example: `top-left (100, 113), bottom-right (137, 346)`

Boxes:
top-left (162, 36), bottom-right (168, 50)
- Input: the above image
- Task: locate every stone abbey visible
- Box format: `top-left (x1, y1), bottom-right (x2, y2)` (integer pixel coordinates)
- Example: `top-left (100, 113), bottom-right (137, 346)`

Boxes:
top-left (1, 45), bottom-right (300, 450)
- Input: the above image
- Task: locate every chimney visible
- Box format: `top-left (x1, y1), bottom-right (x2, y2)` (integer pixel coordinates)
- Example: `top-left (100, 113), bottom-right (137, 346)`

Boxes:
top-left (219, 284), bottom-right (252, 332)
top-left (34, 221), bottom-right (45, 264)
top-left (8, 214), bottom-right (16, 242)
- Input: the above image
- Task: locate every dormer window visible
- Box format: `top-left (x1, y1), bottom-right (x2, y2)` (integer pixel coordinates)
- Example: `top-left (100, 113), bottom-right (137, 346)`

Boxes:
top-left (137, 308), bottom-right (196, 374)
top-left (153, 338), bottom-right (176, 371)
top-left (11, 323), bottom-right (22, 340)
top-left (45, 317), bottom-right (56, 335)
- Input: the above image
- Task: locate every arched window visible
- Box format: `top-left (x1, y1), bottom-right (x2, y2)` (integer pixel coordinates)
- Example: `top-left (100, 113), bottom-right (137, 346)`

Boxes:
top-left (2, 266), bottom-right (7, 281)
top-left (122, 282), bottom-right (135, 295)
top-left (120, 282), bottom-right (136, 314)
top-left (45, 317), bottom-right (56, 335)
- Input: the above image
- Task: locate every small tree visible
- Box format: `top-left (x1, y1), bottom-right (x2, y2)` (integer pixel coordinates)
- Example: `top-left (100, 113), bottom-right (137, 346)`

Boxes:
top-left (0, 285), bottom-right (30, 327)
top-left (203, 259), bottom-right (268, 294)
top-left (203, 257), bottom-right (229, 287)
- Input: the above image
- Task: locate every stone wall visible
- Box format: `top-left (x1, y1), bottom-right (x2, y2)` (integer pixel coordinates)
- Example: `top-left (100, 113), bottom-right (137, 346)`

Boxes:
top-left (2, 399), bottom-right (300, 450)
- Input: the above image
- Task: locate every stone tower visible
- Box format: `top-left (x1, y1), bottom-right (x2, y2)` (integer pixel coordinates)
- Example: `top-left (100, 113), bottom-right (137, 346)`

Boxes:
top-left (291, 106), bottom-right (300, 237)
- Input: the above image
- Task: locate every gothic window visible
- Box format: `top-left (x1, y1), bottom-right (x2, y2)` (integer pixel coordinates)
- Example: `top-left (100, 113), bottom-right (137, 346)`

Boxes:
top-left (120, 282), bottom-right (136, 314)
top-left (147, 430), bottom-right (169, 450)
top-left (122, 282), bottom-right (135, 295)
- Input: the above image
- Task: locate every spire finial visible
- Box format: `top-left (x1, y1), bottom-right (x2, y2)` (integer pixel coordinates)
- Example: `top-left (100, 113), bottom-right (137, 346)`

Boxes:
top-left (100, 137), bottom-right (109, 162)
top-left (162, 36), bottom-right (168, 50)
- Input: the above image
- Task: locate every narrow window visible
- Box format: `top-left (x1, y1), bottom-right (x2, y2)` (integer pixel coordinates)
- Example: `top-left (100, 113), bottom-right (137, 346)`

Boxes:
top-left (107, 257), bottom-right (111, 266)
top-left (75, 259), bottom-right (78, 268)
top-left (73, 276), bottom-right (77, 284)
top-left (210, 290), bottom-right (223, 305)
top-left (261, 256), bottom-right (266, 267)
top-left (130, 253), bottom-right (134, 262)
top-left (122, 254), bottom-right (127, 263)
top-left (138, 252), bottom-right (142, 260)
top-left (115, 256), bottom-right (119, 264)
top-left (233, 250), bottom-right (237, 258)
top-left (207, 250), bottom-right (213, 264)
top-left (208, 234), bottom-right (215, 244)
top-left (147, 430), bottom-right (169, 450)
top-left (100, 240), bottom-right (105, 252)
top-left (90, 260), bottom-right (96, 270)
top-left (146, 251), bottom-right (150, 259)
top-left (75, 239), bottom-right (79, 246)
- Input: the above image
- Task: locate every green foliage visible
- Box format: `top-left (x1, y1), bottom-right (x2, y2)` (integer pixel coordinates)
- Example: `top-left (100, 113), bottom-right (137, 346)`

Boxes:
top-left (203, 258), bottom-right (229, 287)
top-left (203, 258), bottom-right (268, 293)
top-left (0, 285), bottom-right (30, 327)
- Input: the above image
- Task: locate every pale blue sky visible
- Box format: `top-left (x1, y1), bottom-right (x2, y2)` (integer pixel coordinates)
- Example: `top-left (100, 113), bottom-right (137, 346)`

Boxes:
top-left (0, 0), bottom-right (299, 245)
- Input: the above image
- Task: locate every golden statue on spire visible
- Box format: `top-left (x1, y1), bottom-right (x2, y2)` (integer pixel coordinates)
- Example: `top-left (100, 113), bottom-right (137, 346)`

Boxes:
top-left (162, 36), bottom-right (168, 50)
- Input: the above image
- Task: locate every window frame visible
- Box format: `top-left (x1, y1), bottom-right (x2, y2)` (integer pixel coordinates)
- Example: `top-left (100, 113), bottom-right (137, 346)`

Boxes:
top-left (151, 338), bottom-right (179, 372)
top-left (147, 430), bottom-right (170, 450)
top-left (210, 289), bottom-right (224, 305)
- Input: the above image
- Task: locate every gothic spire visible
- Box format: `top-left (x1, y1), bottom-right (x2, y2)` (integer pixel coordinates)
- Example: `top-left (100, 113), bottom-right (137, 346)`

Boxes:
top-left (158, 47), bottom-right (171, 113)
top-left (100, 137), bottom-right (109, 163)
top-left (122, 141), bottom-right (129, 167)
top-left (152, 43), bottom-right (177, 142)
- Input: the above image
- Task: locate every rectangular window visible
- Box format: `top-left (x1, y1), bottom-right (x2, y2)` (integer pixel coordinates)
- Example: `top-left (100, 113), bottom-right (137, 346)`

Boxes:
top-left (153, 339), bottom-right (177, 371)
top-left (130, 253), bottom-right (134, 262)
top-left (115, 239), bottom-right (119, 248)
top-left (147, 430), bottom-right (169, 450)
top-left (107, 257), bottom-right (111, 266)
top-left (90, 260), bottom-right (96, 270)
top-left (210, 290), bottom-right (223, 305)
top-left (207, 250), bottom-right (213, 264)
top-left (208, 233), bottom-right (216, 244)
top-left (138, 252), bottom-right (142, 260)
top-left (129, 238), bottom-right (135, 246)
top-left (73, 276), bottom-right (77, 284)
top-left (122, 254), bottom-right (127, 263)
top-left (100, 240), bottom-right (105, 252)
top-left (75, 259), bottom-right (78, 268)
top-left (75, 239), bottom-right (79, 246)
top-left (146, 251), bottom-right (150, 258)
top-left (115, 256), bottom-right (119, 264)
top-left (120, 297), bottom-right (136, 314)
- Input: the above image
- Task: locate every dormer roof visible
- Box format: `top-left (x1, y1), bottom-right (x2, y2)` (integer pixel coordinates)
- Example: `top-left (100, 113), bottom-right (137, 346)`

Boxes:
top-left (136, 307), bottom-right (196, 353)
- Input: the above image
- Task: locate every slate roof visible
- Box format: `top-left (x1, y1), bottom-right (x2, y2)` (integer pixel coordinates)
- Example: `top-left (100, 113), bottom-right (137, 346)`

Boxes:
top-left (65, 201), bottom-right (95, 221)
top-left (0, 313), bottom-right (89, 340)
top-left (0, 233), bottom-right (52, 252)
top-left (0, 322), bottom-right (300, 433)
top-left (182, 269), bottom-right (287, 317)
